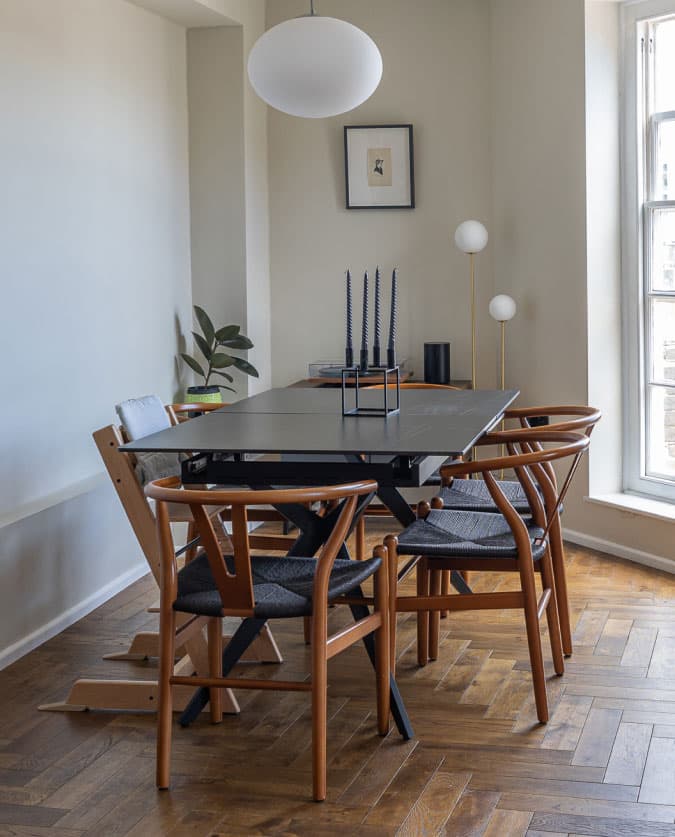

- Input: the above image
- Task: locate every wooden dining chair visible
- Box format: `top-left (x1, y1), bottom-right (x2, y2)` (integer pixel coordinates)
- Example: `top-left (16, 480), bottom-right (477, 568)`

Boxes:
top-left (383, 429), bottom-right (590, 723)
top-left (436, 405), bottom-right (601, 656)
top-left (145, 477), bottom-right (390, 802)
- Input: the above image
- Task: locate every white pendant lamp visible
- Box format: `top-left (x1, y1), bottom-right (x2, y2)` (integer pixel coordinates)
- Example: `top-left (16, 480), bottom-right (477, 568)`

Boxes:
top-left (247, 1), bottom-right (383, 119)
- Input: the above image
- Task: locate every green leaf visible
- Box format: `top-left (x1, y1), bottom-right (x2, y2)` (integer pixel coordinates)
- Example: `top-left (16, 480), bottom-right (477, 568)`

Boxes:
top-left (211, 352), bottom-right (235, 369)
top-left (232, 357), bottom-right (259, 378)
top-left (180, 353), bottom-right (205, 380)
top-left (216, 384), bottom-right (236, 393)
top-left (192, 332), bottom-right (212, 361)
top-left (219, 336), bottom-right (253, 350)
top-left (215, 324), bottom-right (240, 342)
top-left (193, 305), bottom-right (215, 346)
top-left (212, 370), bottom-right (234, 383)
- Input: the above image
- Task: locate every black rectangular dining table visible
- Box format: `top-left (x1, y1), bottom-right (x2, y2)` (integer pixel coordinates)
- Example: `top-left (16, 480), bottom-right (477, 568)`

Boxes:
top-left (122, 386), bottom-right (519, 738)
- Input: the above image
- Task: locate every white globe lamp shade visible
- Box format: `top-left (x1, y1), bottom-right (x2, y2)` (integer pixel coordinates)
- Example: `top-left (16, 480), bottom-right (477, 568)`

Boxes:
top-left (247, 16), bottom-right (383, 119)
top-left (489, 294), bottom-right (517, 322)
top-left (454, 220), bottom-right (489, 254)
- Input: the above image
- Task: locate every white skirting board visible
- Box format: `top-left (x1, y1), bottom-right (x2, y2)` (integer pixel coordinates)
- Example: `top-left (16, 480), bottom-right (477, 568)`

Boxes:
top-left (0, 561), bottom-right (148, 672)
top-left (563, 527), bottom-right (675, 575)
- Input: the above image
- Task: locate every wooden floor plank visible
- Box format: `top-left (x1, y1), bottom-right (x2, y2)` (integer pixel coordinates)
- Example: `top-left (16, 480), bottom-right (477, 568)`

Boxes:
top-left (440, 788), bottom-right (500, 836)
top-left (540, 694), bottom-right (593, 751)
top-left (483, 808), bottom-right (533, 837)
top-left (571, 706), bottom-right (622, 767)
top-left (621, 626), bottom-right (658, 668)
top-left (604, 723), bottom-right (653, 786)
top-left (594, 618), bottom-right (633, 658)
top-left (529, 811), bottom-right (675, 836)
top-left (395, 767), bottom-right (470, 836)
top-left (638, 736), bottom-right (675, 805)
top-left (647, 632), bottom-right (675, 680)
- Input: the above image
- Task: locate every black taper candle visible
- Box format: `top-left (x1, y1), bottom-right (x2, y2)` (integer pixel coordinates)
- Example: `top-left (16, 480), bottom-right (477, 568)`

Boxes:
top-left (387, 268), bottom-right (398, 368)
top-left (345, 269), bottom-right (353, 367)
top-left (373, 266), bottom-right (381, 367)
top-left (360, 270), bottom-right (369, 372)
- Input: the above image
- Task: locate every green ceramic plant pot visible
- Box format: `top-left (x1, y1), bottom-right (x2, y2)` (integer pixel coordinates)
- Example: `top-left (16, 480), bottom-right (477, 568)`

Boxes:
top-left (185, 385), bottom-right (223, 405)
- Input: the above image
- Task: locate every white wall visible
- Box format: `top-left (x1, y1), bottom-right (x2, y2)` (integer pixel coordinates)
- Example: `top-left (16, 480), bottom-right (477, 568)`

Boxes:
top-left (267, 0), bottom-right (494, 387)
top-left (585, 0), bottom-right (623, 496)
top-left (186, 0), bottom-right (271, 397)
top-left (0, 0), bottom-right (193, 666)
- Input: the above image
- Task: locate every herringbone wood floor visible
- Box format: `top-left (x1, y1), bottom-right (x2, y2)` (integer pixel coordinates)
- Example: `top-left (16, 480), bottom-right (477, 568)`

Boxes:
top-left (2, 522), bottom-right (675, 836)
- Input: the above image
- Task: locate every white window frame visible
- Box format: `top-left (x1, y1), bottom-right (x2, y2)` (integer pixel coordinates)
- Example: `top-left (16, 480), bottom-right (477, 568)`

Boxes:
top-left (622, 0), bottom-right (675, 503)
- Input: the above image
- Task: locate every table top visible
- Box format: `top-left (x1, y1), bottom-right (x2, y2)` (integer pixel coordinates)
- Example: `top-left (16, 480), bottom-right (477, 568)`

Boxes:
top-left (121, 387), bottom-right (518, 458)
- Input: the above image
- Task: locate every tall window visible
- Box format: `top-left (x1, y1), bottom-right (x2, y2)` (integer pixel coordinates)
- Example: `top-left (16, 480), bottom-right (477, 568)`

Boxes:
top-left (624, 2), bottom-right (675, 502)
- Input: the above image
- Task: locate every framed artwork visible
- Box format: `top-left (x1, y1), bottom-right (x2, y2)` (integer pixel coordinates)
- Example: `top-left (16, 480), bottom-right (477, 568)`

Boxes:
top-left (344, 124), bottom-right (415, 210)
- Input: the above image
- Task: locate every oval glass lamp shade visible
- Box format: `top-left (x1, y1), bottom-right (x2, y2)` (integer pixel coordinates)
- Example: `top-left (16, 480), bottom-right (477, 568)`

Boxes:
top-left (489, 294), bottom-right (517, 322)
top-left (454, 220), bottom-right (489, 254)
top-left (247, 16), bottom-right (383, 118)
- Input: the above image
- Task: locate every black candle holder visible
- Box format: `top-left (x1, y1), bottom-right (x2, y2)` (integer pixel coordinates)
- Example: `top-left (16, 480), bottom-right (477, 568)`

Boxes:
top-left (341, 366), bottom-right (401, 417)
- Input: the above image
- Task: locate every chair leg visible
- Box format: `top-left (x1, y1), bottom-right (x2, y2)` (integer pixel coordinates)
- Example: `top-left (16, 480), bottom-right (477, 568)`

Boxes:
top-left (384, 535), bottom-right (399, 673)
top-left (519, 558), bottom-right (549, 724)
top-left (416, 558), bottom-right (430, 667)
top-left (311, 605), bottom-right (328, 802)
top-left (207, 618), bottom-right (223, 723)
top-left (156, 606), bottom-right (176, 789)
top-left (356, 517), bottom-right (366, 561)
top-left (373, 546), bottom-right (391, 736)
top-left (539, 550), bottom-right (564, 676)
top-left (429, 568), bottom-right (442, 661)
top-left (549, 515), bottom-right (573, 656)
top-left (440, 570), bottom-right (450, 619)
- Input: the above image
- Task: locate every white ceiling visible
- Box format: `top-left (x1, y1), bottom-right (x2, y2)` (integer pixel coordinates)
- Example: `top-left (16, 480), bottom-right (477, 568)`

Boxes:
top-left (127, 0), bottom-right (237, 27)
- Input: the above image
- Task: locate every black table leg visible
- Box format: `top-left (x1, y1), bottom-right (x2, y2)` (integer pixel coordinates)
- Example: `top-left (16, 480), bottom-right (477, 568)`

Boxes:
top-left (179, 617), bottom-right (267, 727)
top-left (349, 599), bottom-right (414, 740)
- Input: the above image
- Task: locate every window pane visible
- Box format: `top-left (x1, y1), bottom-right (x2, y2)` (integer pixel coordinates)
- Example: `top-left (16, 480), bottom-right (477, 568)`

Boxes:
top-left (646, 384), bottom-right (675, 479)
top-left (655, 120), bottom-right (675, 200)
top-left (649, 297), bottom-right (675, 384)
top-left (654, 18), bottom-right (675, 113)
top-left (649, 208), bottom-right (675, 291)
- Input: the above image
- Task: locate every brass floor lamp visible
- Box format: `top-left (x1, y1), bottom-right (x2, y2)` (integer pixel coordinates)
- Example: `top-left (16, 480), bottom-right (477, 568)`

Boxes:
top-left (454, 220), bottom-right (488, 390)
top-left (489, 294), bottom-right (517, 476)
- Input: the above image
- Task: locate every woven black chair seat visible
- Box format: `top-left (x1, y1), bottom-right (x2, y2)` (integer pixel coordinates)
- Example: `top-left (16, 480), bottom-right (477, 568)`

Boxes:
top-left (439, 478), bottom-right (534, 514)
top-left (174, 552), bottom-right (380, 619)
top-left (396, 508), bottom-right (547, 560)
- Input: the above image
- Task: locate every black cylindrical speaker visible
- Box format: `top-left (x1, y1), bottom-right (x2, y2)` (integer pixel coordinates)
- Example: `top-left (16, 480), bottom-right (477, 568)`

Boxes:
top-left (424, 342), bottom-right (451, 384)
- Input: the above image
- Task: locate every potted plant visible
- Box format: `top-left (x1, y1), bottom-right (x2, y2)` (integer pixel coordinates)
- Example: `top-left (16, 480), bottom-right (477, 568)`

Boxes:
top-left (180, 305), bottom-right (259, 403)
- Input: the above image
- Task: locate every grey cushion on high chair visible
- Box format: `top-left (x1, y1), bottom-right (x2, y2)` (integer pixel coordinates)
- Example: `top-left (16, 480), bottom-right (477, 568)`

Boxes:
top-left (174, 552), bottom-right (382, 619)
top-left (395, 508), bottom-right (547, 561)
top-left (116, 395), bottom-right (186, 485)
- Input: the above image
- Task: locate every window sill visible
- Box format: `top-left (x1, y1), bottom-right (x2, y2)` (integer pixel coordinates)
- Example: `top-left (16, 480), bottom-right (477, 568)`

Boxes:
top-left (585, 492), bottom-right (675, 523)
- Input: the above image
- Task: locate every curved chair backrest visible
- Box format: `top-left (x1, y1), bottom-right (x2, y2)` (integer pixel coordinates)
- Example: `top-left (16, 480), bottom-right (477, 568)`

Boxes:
top-left (145, 479), bottom-right (378, 616)
top-left (169, 402), bottom-right (227, 422)
top-left (503, 405), bottom-right (600, 490)
top-left (365, 382), bottom-right (461, 390)
top-left (505, 405), bottom-right (601, 436)
top-left (440, 430), bottom-right (590, 543)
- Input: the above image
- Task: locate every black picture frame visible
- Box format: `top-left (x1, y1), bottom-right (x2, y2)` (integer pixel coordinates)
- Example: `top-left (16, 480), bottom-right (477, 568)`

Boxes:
top-left (344, 124), bottom-right (415, 210)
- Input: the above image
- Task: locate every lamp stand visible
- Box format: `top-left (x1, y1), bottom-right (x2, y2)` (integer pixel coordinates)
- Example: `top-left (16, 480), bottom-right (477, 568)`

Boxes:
top-left (499, 319), bottom-right (506, 478)
top-left (470, 253), bottom-right (477, 390)
top-left (500, 320), bottom-right (506, 390)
